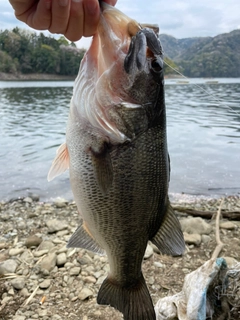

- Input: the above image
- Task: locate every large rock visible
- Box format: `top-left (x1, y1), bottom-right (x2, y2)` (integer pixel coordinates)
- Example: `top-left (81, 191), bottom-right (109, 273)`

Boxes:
top-left (180, 217), bottom-right (212, 235)
top-left (0, 259), bottom-right (18, 275)
top-left (46, 219), bottom-right (68, 233)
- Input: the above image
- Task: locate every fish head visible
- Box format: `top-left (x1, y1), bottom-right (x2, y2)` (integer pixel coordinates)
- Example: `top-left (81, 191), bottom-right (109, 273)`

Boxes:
top-left (72, 2), bottom-right (164, 142)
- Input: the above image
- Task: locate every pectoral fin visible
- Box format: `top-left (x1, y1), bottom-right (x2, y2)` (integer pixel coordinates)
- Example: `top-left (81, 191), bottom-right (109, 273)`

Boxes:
top-left (151, 200), bottom-right (185, 256)
top-left (67, 220), bottom-right (105, 256)
top-left (47, 142), bottom-right (69, 181)
top-left (89, 144), bottom-right (113, 194)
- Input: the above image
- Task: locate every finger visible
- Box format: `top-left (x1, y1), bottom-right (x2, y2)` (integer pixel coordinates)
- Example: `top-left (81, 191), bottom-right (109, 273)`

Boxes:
top-left (13, 0), bottom-right (52, 30)
top-left (104, 0), bottom-right (117, 5)
top-left (49, 0), bottom-right (71, 34)
top-left (64, 0), bottom-right (84, 42)
top-left (27, 0), bottom-right (52, 30)
top-left (9, 0), bottom-right (37, 17)
top-left (82, 0), bottom-right (100, 37)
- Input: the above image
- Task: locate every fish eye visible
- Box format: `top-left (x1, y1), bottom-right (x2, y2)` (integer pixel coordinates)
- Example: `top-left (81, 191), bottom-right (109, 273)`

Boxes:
top-left (151, 58), bottom-right (162, 73)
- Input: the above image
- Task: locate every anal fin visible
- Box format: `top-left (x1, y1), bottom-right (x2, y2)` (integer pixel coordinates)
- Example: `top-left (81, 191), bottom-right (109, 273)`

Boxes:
top-left (67, 220), bottom-right (105, 256)
top-left (97, 273), bottom-right (156, 320)
top-left (151, 200), bottom-right (185, 256)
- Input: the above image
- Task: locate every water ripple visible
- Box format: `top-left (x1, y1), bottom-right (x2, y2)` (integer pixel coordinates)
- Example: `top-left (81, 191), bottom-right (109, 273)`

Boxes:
top-left (1, 80), bottom-right (240, 201)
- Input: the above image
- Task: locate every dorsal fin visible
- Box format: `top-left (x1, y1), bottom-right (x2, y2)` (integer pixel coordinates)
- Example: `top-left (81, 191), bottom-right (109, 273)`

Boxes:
top-left (47, 142), bottom-right (69, 181)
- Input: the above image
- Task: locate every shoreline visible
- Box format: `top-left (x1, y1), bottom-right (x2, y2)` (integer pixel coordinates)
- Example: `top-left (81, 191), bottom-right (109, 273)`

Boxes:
top-left (0, 72), bottom-right (76, 82)
top-left (0, 72), bottom-right (184, 82)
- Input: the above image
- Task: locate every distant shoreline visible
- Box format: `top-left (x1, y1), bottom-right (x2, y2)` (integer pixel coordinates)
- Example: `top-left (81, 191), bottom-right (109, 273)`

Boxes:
top-left (0, 72), bottom-right (76, 81)
top-left (0, 72), bottom-right (184, 82)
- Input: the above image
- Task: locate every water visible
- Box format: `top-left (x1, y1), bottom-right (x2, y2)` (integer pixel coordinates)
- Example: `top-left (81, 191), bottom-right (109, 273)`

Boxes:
top-left (0, 78), bottom-right (240, 202)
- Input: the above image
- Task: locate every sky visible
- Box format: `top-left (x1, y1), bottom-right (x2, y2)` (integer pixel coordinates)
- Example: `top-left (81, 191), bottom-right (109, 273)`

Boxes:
top-left (1, 0), bottom-right (240, 49)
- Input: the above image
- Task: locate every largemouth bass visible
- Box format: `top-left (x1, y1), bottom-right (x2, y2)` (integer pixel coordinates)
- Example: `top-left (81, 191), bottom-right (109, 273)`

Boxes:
top-left (48, 3), bottom-right (185, 320)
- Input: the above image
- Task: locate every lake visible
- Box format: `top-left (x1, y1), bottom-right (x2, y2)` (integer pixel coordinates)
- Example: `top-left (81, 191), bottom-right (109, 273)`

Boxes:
top-left (0, 78), bottom-right (240, 202)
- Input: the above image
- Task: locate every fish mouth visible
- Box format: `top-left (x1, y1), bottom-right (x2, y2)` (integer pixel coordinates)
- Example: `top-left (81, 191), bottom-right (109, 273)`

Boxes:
top-left (98, 3), bottom-right (163, 76)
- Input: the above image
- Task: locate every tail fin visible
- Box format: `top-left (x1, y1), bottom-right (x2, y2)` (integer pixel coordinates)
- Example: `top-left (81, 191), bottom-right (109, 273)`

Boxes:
top-left (97, 273), bottom-right (156, 320)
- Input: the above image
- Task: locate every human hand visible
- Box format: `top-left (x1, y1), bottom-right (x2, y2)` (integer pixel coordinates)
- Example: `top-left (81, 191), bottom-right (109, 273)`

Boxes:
top-left (9, 0), bottom-right (118, 41)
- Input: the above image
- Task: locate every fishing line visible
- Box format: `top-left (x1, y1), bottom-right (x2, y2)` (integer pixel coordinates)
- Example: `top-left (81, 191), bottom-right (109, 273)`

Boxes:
top-left (163, 59), bottom-right (240, 117)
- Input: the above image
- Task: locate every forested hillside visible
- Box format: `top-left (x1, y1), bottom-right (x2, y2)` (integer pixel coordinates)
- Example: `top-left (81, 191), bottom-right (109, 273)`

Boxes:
top-left (160, 30), bottom-right (240, 77)
top-left (0, 27), bottom-right (177, 77)
top-left (1, 27), bottom-right (239, 78)
top-left (0, 27), bottom-right (85, 76)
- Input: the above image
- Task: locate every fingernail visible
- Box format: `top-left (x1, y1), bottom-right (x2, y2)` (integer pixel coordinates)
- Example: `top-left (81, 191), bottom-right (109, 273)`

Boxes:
top-left (59, 0), bottom-right (69, 6)
top-left (72, 0), bottom-right (81, 3)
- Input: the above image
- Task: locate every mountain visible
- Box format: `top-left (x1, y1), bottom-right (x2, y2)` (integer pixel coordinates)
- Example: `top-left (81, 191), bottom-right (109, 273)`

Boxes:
top-left (160, 30), bottom-right (240, 77)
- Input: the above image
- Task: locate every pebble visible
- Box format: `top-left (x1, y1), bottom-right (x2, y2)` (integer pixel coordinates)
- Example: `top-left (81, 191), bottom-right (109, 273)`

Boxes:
top-left (8, 288), bottom-right (15, 295)
top-left (56, 253), bottom-right (67, 266)
top-left (28, 193), bottom-right (40, 201)
top-left (38, 240), bottom-right (55, 251)
top-left (39, 279), bottom-right (51, 289)
top-left (37, 308), bottom-right (48, 317)
top-left (9, 248), bottom-right (25, 256)
top-left (84, 276), bottom-right (97, 284)
top-left (52, 315), bottom-right (62, 320)
top-left (12, 316), bottom-right (26, 320)
top-left (20, 288), bottom-right (30, 297)
top-left (0, 242), bottom-right (7, 249)
top-left (183, 232), bottom-right (202, 246)
top-left (25, 235), bottom-right (42, 247)
top-left (154, 261), bottom-right (165, 268)
top-left (57, 230), bottom-right (69, 237)
top-left (23, 197), bottom-right (33, 203)
top-left (224, 256), bottom-right (239, 267)
top-left (40, 253), bottom-right (57, 272)
top-left (78, 288), bottom-right (93, 300)
top-left (180, 217), bottom-right (212, 235)
top-left (1, 296), bottom-right (13, 304)
top-left (34, 250), bottom-right (49, 257)
top-left (0, 259), bottom-right (18, 275)
top-left (220, 221), bottom-right (237, 230)
top-left (46, 219), bottom-right (68, 233)
top-left (69, 267), bottom-right (81, 276)
top-left (201, 235), bottom-right (211, 244)
top-left (54, 197), bottom-right (68, 208)
top-left (144, 243), bottom-right (154, 259)
top-left (11, 277), bottom-right (26, 290)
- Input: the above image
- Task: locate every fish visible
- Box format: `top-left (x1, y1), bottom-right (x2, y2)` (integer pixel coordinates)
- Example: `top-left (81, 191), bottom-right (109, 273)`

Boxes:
top-left (48, 3), bottom-right (185, 320)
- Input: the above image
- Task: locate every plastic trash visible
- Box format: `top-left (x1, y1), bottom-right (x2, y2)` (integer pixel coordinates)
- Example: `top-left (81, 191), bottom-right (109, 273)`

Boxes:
top-left (155, 258), bottom-right (229, 320)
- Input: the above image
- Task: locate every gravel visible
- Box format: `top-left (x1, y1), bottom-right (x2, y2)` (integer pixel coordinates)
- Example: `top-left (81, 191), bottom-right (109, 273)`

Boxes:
top-left (0, 195), bottom-right (240, 319)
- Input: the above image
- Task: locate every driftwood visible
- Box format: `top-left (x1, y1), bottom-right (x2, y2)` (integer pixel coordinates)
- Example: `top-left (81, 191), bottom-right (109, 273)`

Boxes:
top-left (173, 206), bottom-right (240, 220)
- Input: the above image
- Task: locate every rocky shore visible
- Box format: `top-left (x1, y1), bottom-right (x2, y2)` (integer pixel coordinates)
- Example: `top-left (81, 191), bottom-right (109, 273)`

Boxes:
top-left (0, 196), bottom-right (240, 320)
